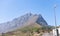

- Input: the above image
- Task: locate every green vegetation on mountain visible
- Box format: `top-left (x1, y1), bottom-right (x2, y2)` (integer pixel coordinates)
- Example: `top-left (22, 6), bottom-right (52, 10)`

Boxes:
top-left (1, 24), bottom-right (53, 36)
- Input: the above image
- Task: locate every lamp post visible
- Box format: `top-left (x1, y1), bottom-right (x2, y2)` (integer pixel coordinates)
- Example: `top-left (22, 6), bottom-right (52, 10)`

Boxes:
top-left (54, 4), bottom-right (59, 36)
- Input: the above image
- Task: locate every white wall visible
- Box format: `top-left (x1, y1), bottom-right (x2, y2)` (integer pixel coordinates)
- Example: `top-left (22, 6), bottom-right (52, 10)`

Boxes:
top-left (53, 29), bottom-right (57, 36)
top-left (53, 28), bottom-right (60, 36)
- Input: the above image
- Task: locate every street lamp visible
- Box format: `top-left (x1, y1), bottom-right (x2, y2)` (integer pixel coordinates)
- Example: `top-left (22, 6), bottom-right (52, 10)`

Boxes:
top-left (54, 4), bottom-right (59, 36)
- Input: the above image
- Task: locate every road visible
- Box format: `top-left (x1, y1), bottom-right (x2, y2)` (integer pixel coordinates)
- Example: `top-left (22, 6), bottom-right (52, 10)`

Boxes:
top-left (42, 32), bottom-right (53, 36)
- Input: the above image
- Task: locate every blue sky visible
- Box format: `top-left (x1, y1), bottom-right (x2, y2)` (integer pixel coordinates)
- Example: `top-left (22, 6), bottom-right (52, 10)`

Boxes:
top-left (0, 0), bottom-right (60, 26)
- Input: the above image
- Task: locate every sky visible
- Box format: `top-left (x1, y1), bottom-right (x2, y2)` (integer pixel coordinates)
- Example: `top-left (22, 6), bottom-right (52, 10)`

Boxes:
top-left (0, 0), bottom-right (60, 26)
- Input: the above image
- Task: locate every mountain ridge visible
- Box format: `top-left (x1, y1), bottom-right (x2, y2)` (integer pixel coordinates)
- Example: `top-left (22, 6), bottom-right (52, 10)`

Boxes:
top-left (0, 13), bottom-right (48, 33)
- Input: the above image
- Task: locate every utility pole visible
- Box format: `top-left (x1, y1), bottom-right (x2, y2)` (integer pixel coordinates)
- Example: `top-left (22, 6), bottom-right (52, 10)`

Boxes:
top-left (54, 4), bottom-right (59, 36)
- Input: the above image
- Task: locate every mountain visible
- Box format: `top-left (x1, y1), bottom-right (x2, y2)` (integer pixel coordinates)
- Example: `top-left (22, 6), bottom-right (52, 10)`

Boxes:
top-left (0, 13), bottom-right (48, 33)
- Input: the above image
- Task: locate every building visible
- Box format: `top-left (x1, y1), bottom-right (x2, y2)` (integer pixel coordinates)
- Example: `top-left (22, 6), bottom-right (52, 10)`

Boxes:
top-left (53, 27), bottom-right (60, 36)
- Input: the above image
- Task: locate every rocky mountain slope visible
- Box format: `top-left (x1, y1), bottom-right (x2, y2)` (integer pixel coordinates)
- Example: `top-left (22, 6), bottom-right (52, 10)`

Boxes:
top-left (0, 13), bottom-right (48, 33)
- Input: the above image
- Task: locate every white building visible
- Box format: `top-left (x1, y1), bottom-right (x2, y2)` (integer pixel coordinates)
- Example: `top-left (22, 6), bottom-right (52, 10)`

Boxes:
top-left (53, 27), bottom-right (60, 36)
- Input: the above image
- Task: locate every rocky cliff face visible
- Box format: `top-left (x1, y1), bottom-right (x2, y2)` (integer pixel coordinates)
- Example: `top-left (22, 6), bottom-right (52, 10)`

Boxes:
top-left (0, 13), bottom-right (48, 33)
